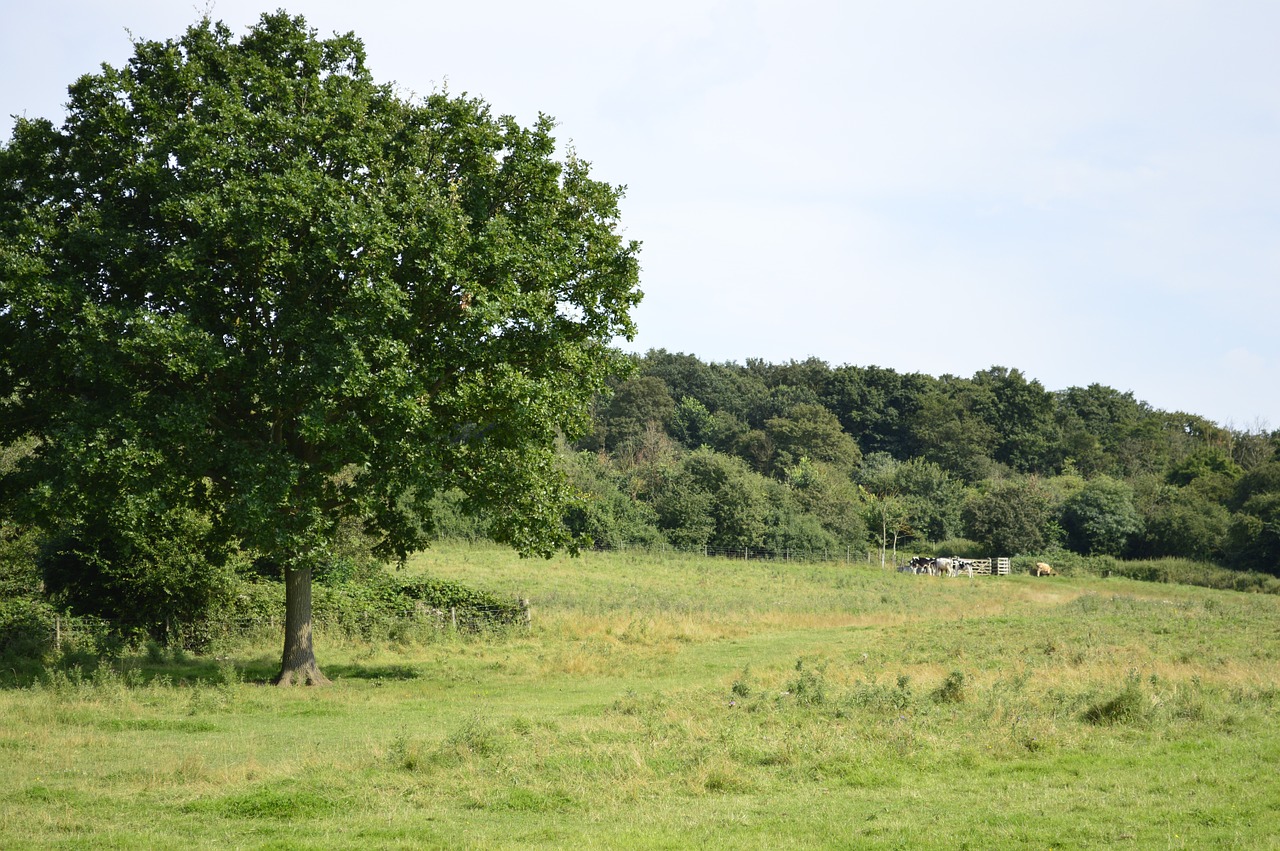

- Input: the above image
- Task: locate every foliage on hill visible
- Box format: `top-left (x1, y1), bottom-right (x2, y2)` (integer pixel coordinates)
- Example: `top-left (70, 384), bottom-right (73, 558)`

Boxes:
top-left (557, 350), bottom-right (1279, 576)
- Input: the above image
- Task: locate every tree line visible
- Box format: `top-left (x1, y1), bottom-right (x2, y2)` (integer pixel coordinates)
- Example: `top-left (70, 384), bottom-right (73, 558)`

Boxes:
top-left (547, 350), bottom-right (1279, 574)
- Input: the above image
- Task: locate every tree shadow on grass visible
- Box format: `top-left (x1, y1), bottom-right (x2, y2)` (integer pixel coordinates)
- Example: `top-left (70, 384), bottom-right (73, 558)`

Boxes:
top-left (0, 650), bottom-right (423, 689)
top-left (0, 649), bottom-right (264, 689)
top-left (323, 662), bottom-right (422, 682)
top-left (192, 659), bottom-right (425, 686)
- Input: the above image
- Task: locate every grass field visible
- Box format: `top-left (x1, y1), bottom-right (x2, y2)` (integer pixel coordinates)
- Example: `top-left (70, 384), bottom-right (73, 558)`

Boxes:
top-left (2, 543), bottom-right (1278, 849)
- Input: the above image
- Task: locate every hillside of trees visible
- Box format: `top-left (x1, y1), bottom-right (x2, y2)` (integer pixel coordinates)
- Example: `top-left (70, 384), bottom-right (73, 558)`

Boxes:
top-left (548, 350), bottom-right (1279, 575)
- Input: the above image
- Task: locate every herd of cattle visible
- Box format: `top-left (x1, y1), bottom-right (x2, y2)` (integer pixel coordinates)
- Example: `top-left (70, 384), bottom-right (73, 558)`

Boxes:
top-left (897, 556), bottom-right (979, 576)
top-left (897, 557), bottom-right (1057, 577)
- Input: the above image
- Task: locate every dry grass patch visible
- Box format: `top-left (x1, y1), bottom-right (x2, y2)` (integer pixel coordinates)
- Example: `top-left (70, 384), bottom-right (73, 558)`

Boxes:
top-left (2, 543), bottom-right (1277, 849)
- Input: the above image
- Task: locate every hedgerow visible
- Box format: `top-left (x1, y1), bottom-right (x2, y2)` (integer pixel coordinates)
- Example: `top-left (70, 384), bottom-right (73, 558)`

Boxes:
top-left (211, 573), bottom-right (528, 643)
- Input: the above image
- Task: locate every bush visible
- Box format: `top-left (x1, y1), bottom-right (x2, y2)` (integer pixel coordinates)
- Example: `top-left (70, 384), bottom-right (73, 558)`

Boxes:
top-left (0, 597), bottom-right (120, 682)
top-left (1083, 677), bottom-right (1147, 725)
top-left (764, 506), bottom-right (839, 556)
top-left (39, 509), bottom-right (239, 645)
top-left (1104, 558), bottom-right (1280, 595)
top-left (1061, 476), bottom-right (1143, 556)
top-left (647, 449), bottom-right (771, 551)
top-left (396, 577), bottom-right (529, 630)
top-left (223, 571), bottom-right (528, 641)
top-left (0, 520), bottom-right (41, 597)
top-left (785, 658), bottom-right (827, 707)
top-left (312, 580), bottom-right (403, 638)
top-left (0, 597), bottom-right (57, 659)
top-left (932, 538), bottom-right (987, 558)
top-left (964, 478), bottom-right (1053, 555)
top-left (218, 579), bottom-right (285, 634)
top-left (1133, 489), bottom-right (1229, 561)
top-left (424, 488), bottom-right (493, 543)
top-left (560, 452), bottom-right (665, 549)
top-left (932, 670), bottom-right (967, 704)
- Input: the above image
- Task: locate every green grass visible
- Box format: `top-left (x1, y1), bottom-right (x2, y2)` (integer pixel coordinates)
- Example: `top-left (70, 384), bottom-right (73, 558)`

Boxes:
top-left (2, 542), bottom-right (1278, 848)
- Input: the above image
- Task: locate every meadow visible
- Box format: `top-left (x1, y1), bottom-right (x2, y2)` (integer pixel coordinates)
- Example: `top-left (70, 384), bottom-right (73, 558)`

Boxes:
top-left (1, 543), bottom-right (1278, 849)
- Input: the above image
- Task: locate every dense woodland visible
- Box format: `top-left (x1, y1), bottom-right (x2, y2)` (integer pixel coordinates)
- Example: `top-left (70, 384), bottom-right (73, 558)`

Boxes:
top-left (548, 350), bottom-right (1280, 574)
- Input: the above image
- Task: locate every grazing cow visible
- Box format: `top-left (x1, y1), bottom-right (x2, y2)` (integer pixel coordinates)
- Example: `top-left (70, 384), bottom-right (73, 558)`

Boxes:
top-left (935, 557), bottom-right (954, 577)
top-left (905, 556), bottom-right (936, 574)
top-left (1033, 562), bottom-right (1056, 577)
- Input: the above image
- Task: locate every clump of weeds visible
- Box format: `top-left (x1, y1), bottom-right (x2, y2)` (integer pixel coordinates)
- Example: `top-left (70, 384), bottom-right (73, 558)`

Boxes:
top-left (1083, 673), bottom-right (1148, 726)
top-left (932, 670), bottom-right (967, 704)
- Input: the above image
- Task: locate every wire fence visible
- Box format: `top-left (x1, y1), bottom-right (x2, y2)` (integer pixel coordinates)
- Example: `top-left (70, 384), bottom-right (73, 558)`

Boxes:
top-left (39, 598), bottom-right (532, 656)
top-left (220, 600), bottom-right (531, 640)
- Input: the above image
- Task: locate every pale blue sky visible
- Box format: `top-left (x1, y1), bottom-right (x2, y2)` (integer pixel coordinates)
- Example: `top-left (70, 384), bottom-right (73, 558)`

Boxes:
top-left (4, 1), bottom-right (1278, 427)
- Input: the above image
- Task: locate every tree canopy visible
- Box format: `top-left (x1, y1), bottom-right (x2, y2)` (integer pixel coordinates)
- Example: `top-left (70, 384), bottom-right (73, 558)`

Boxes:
top-left (573, 352), bottom-right (1276, 568)
top-left (0, 13), bottom-right (641, 683)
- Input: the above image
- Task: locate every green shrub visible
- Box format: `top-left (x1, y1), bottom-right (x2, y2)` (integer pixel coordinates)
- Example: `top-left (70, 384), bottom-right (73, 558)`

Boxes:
top-left (1083, 677), bottom-right (1148, 725)
top-left (1061, 476), bottom-right (1142, 556)
top-left (424, 488), bottom-right (492, 543)
top-left (0, 521), bottom-right (41, 597)
top-left (785, 658), bottom-right (827, 707)
top-left (0, 596), bottom-right (57, 658)
top-left (312, 580), bottom-right (401, 638)
top-left (211, 572), bottom-right (529, 644)
top-left (38, 509), bottom-right (239, 646)
top-left (219, 579), bottom-right (285, 633)
top-left (560, 453), bottom-right (665, 549)
top-left (932, 670), bottom-right (967, 704)
top-left (396, 577), bottom-right (529, 630)
top-left (764, 507), bottom-right (839, 556)
top-left (932, 539), bottom-right (986, 558)
top-left (0, 598), bottom-right (118, 679)
top-left (1104, 558), bottom-right (1280, 595)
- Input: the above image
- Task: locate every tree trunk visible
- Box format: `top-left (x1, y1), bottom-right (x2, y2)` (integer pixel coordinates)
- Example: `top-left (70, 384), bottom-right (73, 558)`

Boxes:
top-left (276, 565), bottom-right (330, 686)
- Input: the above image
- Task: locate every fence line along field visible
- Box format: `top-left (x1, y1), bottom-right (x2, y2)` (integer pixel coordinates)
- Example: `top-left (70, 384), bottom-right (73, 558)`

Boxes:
top-left (1, 541), bottom-right (1278, 849)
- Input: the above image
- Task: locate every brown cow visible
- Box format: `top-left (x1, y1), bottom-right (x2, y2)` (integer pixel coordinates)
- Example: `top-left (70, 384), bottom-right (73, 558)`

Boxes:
top-left (1033, 562), bottom-right (1056, 577)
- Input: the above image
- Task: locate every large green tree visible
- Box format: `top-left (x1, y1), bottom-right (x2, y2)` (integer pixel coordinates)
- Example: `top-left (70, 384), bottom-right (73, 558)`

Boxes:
top-left (963, 478), bottom-right (1054, 555)
top-left (824, 365), bottom-right (931, 459)
top-left (892, 456), bottom-right (966, 543)
top-left (599, 376), bottom-right (675, 452)
top-left (913, 379), bottom-right (998, 482)
top-left (1132, 485), bottom-right (1228, 561)
top-left (1055, 384), bottom-right (1166, 477)
top-left (970, 366), bottom-right (1060, 473)
top-left (763, 403), bottom-right (862, 474)
top-left (1060, 476), bottom-right (1143, 556)
top-left (1226, 460), bottom-right (1280, 574)
top-left (0, 13), bottom-right (641, 683)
